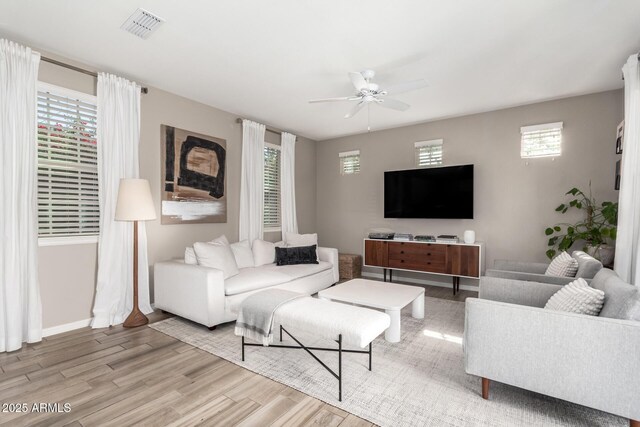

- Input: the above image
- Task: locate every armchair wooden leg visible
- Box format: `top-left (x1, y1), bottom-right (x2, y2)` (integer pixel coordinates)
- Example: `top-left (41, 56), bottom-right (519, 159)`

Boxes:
top-left (481, 377), bottom-right (490, 400)
top-left (630, 419), bottom-right (639, 427)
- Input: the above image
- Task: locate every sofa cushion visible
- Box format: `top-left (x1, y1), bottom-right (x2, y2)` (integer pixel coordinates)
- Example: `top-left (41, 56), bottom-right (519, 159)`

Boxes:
top-left (275, 245), bottom-right (319, 266)
top-left (224, 267), bottom-right (290, 296)
top-left (571, 250), bottom-right (603, 279)
top-left (184, 247), bottom-right (197, 265)
top-left (284, 232), bottom-right (319, 260)
top-left (193, 242), bottom-right (239, 280)
top-left (545, 251), bottom-right (578, 277)
top-left (261, 261), bottom-right (332, 281)
top-left (252, 239), bottom-right (279, 267)
top-left (590, 268), bottom-right (640, 320)
top-left (544, 278), bottom-right (604, 316)
top-left (231, 240), bottom-right (255, 269)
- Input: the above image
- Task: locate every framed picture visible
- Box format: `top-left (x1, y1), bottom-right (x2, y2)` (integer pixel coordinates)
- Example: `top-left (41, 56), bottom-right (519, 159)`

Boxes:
top-left (160, 125), bottom-right (227, 224)
top-left (616, 120), bottom-right (624, 154)
top-left (615, 159), bottom-right (621, 190)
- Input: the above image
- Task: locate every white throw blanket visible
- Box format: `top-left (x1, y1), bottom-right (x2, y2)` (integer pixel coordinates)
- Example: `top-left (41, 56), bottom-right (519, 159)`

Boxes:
top-left (234, 289), bottom-right (304, 346)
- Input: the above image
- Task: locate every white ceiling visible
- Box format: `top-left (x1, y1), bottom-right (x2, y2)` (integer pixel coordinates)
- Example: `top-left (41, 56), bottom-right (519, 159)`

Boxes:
top-left (2, 0), bottom-right (639, 140)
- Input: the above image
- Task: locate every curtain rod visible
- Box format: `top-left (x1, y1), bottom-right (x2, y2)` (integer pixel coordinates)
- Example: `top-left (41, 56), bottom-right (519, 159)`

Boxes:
top-left (235, 118), bottom-right (285, 136)
top-left (41, 56), bottom-right (149, 94)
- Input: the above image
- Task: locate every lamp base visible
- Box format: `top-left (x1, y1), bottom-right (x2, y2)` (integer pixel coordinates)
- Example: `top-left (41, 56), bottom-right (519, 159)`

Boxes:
top-left (123, 306), bottom-right (149, 328)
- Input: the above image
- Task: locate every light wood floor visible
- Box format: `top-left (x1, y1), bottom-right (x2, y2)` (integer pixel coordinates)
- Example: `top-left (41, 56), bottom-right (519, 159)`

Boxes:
top-left (0, 283), bottom-right (477, 426)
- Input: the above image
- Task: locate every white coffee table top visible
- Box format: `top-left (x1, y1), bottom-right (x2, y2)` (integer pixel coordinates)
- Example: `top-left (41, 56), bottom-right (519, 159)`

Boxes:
top-left (318, 278), bottom-right (424, 311)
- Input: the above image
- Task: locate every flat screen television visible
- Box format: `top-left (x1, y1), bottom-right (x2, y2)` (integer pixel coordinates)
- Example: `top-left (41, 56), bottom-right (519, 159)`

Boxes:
top-left (384, 165), bottom-right (474, 219)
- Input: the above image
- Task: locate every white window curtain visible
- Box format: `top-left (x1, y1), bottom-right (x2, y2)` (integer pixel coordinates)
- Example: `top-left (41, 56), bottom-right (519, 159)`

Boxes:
top-left (280, 131), bottom-right (298, 237)
top-left (0, 39), bottom-right (42, 352)
top-left (615, 54), bottom-right (640, 286)
top-left (239, 120), bottom-right (266, 242)
top-left (91, 73), bottom-right (151, 327)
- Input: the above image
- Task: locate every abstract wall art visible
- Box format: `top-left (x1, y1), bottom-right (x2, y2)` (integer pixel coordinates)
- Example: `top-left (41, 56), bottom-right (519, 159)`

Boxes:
top-left (161, 125), bottom-right (227, 224)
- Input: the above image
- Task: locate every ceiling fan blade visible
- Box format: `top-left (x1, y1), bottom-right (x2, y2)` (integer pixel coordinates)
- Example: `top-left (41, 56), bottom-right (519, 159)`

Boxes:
top-left (384, 79), bottom-right (428, 95)
top-left (344, 101), bottom-right (366, 119)
top-left (378, 98), bottom-right (410, 111)
top-left (309, 96), bottom-right (360, 103)
top-left (349, 72), bottom-right (368, 91)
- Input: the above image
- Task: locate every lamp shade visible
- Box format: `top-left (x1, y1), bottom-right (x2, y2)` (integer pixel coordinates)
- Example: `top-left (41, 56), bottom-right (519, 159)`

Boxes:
top-left (115, 179), bottom-right (157, 221)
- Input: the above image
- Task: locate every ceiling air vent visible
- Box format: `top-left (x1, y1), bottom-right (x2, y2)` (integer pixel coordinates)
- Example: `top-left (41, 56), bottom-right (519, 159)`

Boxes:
top-left (120, 8), bottom-right (165, 39)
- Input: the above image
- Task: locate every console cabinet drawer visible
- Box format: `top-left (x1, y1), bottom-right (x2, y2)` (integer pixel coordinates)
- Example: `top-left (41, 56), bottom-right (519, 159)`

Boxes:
top-left (388, 242), bottom-right (446, 261)
top-left (388, 258), bottom-right (447, 273)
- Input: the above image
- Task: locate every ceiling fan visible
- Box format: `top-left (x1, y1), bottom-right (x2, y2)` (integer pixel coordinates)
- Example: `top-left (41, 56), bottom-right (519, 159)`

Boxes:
top-left (309, 69), bottom-right (428, 119)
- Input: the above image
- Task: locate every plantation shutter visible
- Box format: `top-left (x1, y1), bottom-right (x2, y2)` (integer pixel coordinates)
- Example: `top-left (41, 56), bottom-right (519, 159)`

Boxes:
top-left (520, 122), bottom-right (563, 158)
top-left (263, 144), bottom-right (281, 229)
top-left (37, 83), bottom-right (99, 237)
top-left (339, 150), bottom-right (360, 175)
top-left (415, 139), bottom-right (443, 167)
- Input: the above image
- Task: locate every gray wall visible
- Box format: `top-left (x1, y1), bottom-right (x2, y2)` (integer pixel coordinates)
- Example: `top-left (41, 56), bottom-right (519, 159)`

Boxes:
top-left (37, 53), bottom-right (317, 329)
top-left (316, 90), bottom-right (623, 288)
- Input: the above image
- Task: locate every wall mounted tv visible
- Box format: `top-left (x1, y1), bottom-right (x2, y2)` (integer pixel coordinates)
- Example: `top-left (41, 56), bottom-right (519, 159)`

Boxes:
top-left (384, 164), bottom-right (474, 219)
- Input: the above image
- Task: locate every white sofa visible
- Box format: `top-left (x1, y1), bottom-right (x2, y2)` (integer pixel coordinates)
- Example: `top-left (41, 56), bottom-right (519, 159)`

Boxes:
top-left (154, 246), bottom-right (339, 329)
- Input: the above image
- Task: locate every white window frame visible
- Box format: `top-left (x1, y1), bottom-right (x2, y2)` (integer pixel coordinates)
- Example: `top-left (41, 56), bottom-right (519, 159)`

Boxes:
top-left (520, 122), bottom-right (563, 158)
top-left (37, 82), bottom-right (99, 247)
top-left (263, 142), bottom-right (282, 232)
top-left (339, 150), bottom-right (361, 175)
top-left (415, 139), bottom-right (443, 167)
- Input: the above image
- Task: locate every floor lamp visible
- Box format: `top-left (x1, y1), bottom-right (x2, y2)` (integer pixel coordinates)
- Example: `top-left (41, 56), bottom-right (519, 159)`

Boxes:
top-left (115, 178), bottom-right (156, 328)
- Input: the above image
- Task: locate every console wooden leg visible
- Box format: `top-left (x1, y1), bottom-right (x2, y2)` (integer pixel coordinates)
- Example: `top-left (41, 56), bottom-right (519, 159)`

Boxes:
top-left (481, 378), bottom-right (490, 399)
top-left (208, 325), bottom-right (217, 331)
top-left (630, 419), bottom-right (640, 427)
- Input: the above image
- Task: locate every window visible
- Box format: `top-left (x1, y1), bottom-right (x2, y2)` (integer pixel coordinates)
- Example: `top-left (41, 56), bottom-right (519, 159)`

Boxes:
top-left (415, 139), bottom-right (443, 167)
top-left (520, 122), bottom-right (563, 158)
top-left (263, 143), bottom-right (281, 230)
top-left (37, 82), bottom-right (99, 242)
top-left (339, 150), bottom-right (360, 175)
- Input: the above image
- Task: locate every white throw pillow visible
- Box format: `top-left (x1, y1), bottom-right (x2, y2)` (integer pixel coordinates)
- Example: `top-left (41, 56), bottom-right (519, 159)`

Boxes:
top-left (230, 240), bottom-right (255, 269)
top-left (285, 232), bottom-right (317, 247)
top-left (252, 239), bottom-right (277, 267)
top-left (544, 278), bottom-right (605, 316)
top-left (184, 247), bottom-right (197, 265)
top-left (210, 234), bottom-right (230, 246)
top-left (545, 251), bottom-right (579, 277)
top-left (193, 241), bottom-right (239, 279)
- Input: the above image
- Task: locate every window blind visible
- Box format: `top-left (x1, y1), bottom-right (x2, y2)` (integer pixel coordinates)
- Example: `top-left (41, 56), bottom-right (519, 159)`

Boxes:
top-left (520, 122), bottom-right (563, 158)
top-left (37, 83), bottom-right (99, 238)
top-left (339, 150), bottom-right (360, 175)
top-left (263, 144), bottom-right (281, 229)
top-left (415, 139), bottom-right (443, 167)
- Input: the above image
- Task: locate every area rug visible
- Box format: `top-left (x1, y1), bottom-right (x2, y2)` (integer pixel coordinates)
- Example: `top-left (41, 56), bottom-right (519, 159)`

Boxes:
top-left (149, 297), bottom-right (625, 426)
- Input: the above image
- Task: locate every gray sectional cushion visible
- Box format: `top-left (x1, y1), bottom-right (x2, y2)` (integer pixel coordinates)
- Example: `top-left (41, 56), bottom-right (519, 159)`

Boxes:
top-left (590, 268), bottom-right (640, 320)
top-left (571, 250), bottom-right (603, 279)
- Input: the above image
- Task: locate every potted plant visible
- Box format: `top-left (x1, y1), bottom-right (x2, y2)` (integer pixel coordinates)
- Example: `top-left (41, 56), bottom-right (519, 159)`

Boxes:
top-left (545, 186), bottom-right (618, 265)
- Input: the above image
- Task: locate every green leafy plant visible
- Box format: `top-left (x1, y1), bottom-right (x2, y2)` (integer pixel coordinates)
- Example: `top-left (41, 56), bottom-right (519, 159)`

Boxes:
top-left (544, 186), bottom-right (618, 259)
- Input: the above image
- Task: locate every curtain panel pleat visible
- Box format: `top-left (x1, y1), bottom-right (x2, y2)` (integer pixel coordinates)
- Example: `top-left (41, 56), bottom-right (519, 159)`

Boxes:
top-left (0, 39), bottom-right (43, 351)
top-left (615, 54), bottom-right (640, 286)
top-left (239, 120), bottom-right (266, 243)
top-left (91, 73), bottom-right (151, 327)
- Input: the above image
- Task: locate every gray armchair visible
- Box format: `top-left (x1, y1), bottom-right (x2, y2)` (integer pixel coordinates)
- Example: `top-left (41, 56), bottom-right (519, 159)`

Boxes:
top-left (464, 269), bottom-right (640, 426)
top-left (487, 250), bottom-right (602, 285)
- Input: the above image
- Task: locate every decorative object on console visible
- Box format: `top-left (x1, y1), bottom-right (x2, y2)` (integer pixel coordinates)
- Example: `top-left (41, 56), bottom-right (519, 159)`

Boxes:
top-left (393, 233), bottom-right (413, 241)
top-left (464, 230), bottom-right (476, 244)
top-left (544, 185), bottom-right (617, 264)
top-left (115, 178), bottom-right (157, 328)
top-left (436, 235), bottom-right (459, 244)
top-left (339, 253), bottom-right (363, 280)
top-left (161, 125), bottom-right (227, 225)
top-left (275, 245), bottom-right (319, 266)
top-left (368, 232), bottom-right (395, 240)
top-left (414, 235), bottom-right (436, 242)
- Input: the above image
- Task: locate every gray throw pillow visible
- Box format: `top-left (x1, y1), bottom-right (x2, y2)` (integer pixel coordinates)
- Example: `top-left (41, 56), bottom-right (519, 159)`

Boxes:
top-left (590, 269), bottom-right (640, 320)
top-left (544, 278), bottom-right (604, 316)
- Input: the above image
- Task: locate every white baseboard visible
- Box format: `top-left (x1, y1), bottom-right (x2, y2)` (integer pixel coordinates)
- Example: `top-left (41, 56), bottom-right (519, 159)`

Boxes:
top-left (42, 318), bottom-right (93, 337)
top-left (361, 271), bottom-right (479, 292)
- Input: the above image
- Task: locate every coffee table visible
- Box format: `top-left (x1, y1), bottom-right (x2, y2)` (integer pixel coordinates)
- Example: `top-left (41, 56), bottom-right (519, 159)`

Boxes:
top-left (317, 278), bottom-right (425, 343)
